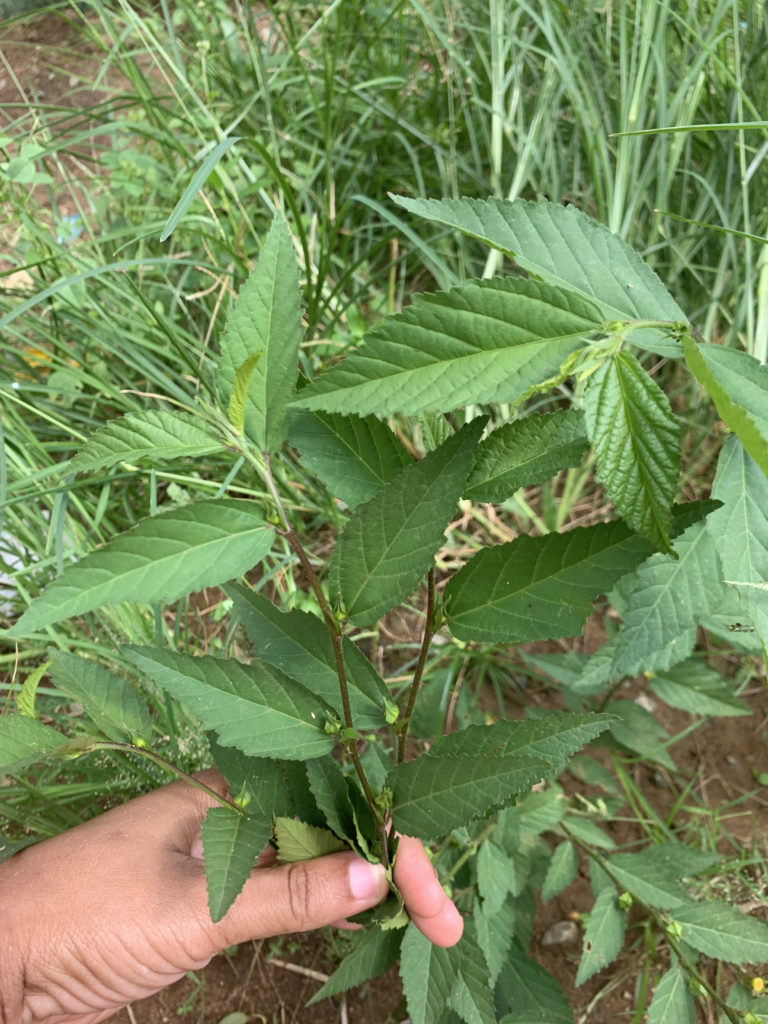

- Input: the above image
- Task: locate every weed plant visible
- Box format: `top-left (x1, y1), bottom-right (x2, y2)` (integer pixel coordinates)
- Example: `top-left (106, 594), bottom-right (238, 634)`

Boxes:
top-left (2, 1), bottom-right (768, 1020)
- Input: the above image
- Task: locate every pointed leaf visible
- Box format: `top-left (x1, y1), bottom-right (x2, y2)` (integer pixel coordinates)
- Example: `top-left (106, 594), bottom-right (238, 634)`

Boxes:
top-left (389, 752), bottom-right (548, 841)
top-left (496, 942), bottom-right (575, 1023)
top-left (607, 850), bottom-right (688, 909)
top-left (670, 901), bottom-right (768, 964)
top-left (445, 519), bottom-right (655, 643)
top-left (708, 435), bottom-right (768, 647)
top-left (226, 583), bottom-right (389, 728)
top-left (307, 927), bottom-right (402, 1005)
top-left (228, 353), bottom-right (263, 434)
top-left (541, 842), bottom-right (579, 903)
top-left (201, 807), bottom-right (271, 922)
top-left (577, 518), bottom-right (726, 689)
top-left (8, 500), bottom-right (274, 636)
top-left (305, 757), bottom-right (357, 847)
top-left (648, 658), bottom-right (750, 717)
top-left (160, 135), bottom-right (241, 241)
top-left (448, 927), bottom-right (497, 1024)
top-left (465, 409), bottom-right (589, 502)
top-left (0, 714), bottom-right (67, 774)
top-left (331, 418), bottom-right (485, 625)
top-left (274, 818), bottom-right (346, 862)
top-left (216, 213), bottom-right (302, 452)
top-left (68, 410), bottom-right (222, 475)
top-left (124, 647), bottom-right (334, 760)
top-left (400, 921), bottom-right (460, 1024)
top-left (584, 351), bottom-right (680, 552)
top-left (292, 277), bottom-right (603, 417)
top-left (49, 652), bottom-right (152, 744)
top-left (608, 699), bottom-right (675, 770)
top-left (17, 660), bottom-right (51, 718)
top-left (392, 195), bottom-right (686, 357)
top-left (428, 713), bottom-right (613, 775)
top-left (288, 410), bottom-right (412, 509)
top-left (575, 888), bottom-right (626, 986)
top-left (477, 838), bottom-right (514, 915)
top-left (474, 896), bottom-right (516, 987)
top-left (647, 961), bottom-right (696, 1024)
top-left (682, 338), bottom-right (768, 476)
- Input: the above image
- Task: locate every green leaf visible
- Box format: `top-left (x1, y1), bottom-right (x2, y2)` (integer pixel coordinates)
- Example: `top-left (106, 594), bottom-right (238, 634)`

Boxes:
top-left (49, 652), bottom-right (153, 744)
top-left (465, 409), bottom-right (589, 503)
top-left (7, 500), bottom-right (274, 637)
top-left (496, 942), bottom-right (575, 1023)
top-left (474, 896), bottom-right (516, 987)
top-left (17, 660), bottom-right (51, 718)
top-left (648, 658), bottom-right (750, 717)
top-left (307, 927), bottom-right (402, 1005)
top-left (400, 922), bottom-right (460, 1024)
top-left (607, 850), bottom-right (689, 909)
top-left (577, 518), bottom-right (726, 689)
top-left (428, 713), bottom-right (613, 775)
top-left (124, 647), bottom-right (334, 760)
top-left (562, 817), bottom-right (615, 851)
top-left (292, 277), bottom-right (603, 417)
top-left (201, 806), bottom-right (271, 922)
top-left (226, 583), bottom-right (389, 729)
top-left (391, 195), bottom-right (686, 358)
top-left (607, 699), bottom-right (674, 770)
top-left (228, 353), bottom-right (263, 435)
top-left (331, 418), bottom-right (485, 625)
top-left (445, 519), bottom-right (655, 643)
top-left (583, 350), bottom-right (679, 552)
top-left (670, 901), bottom-right (768, 964)
top-left (681, 338), bottom-right (768, 476)
top-left (708, 436), bottom-right (768, 649)
top-left (209, 741), bottom-right (292, 820)
top-left (305, 757), bottom-right (356, 847)
top-left (274, 817), bottom-right (347, 861)
top-left (448, 927), bottom-right (497, 1024)
top-left (389, 752), bottom-right (548, 841)
top-left (541, 842), bottom-right (579, 903)
top-left (160, 135), bottom-right (241, 241)
top-left (288, 409), bottom-right (412, 509)
top-left (68, 410), bottom-right (223, 475)
top-left (419, 412), bottom-right (454, 452)
top-left (477, 838), bottom-right (515, 915)
top-left (216, 212), bottom-right (303, 452)
top-left (647, 961), bottom-right (696, 1024)
top-left (0, 714), bottom-right (67, 773)
top-left (575, 888), bottom-right (626, 986)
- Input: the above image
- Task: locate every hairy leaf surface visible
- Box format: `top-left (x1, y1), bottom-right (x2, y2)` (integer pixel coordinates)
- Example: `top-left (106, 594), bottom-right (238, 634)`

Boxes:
top-left (201, 807), bottom-right (271, 922)
top-left (226, 584), bottom-right (389, 728)
top-left (465, 409), bottom-right (589, 502)
top-left (0, 714), bottom-right (67, 773)
top-left (288, 410), bottom-right (411, 508)
top-left (217, 212), bottom-right (303, 451)
top-left (447, 928), bottom-right (496, 1024)
top-left (647, 961), bottom-right (695, 1024)
top-left (496, 942), bottom-right (575, 1023)
top-left (400, 922), bottom-right (460, 1024)
top-left (68, 410), bottom-right (222, 475)
top-left (274, 818), bottom-right (347, 861)
top-left (308, 927), bottom-right (402, 1005)
top-left (8, 500), bottom-right (274, 636)
top-left (541, 842), bottom-right (579, 903)
top-left (670, 901), bottom-right (768, 964)
top-left (607, 851), bottom-right (688, 909)
top-left (445, 519), bottom-right (654, 643)
top-left (474, 897), bottom-right (516, 987)
top-left (584, 351), bottom-right (679, 552)
top-left (331, 418), bottom-right (484, 625)
top-left (682, 338), bottom-right (768, 475)
top-left (392, 195), bottom-right (686, 357)
top-left (124, 647), bottom-right (334, 760)
top-left (209, 741), bottom-right (292, 820)
top-left (389, 753), bottom-right (548, 840)
top-left (292, 278), bottom-right (603, 417)
top-left (575, 889), bottom-right (626, 986)
top-left (49, 652), bottom-right (152, 744)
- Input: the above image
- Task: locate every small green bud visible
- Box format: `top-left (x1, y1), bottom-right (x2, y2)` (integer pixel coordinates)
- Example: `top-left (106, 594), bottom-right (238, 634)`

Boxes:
top-left (618, 891), bottom-right (633, 911)
top-left (384, 700), bottom-right (399, 725)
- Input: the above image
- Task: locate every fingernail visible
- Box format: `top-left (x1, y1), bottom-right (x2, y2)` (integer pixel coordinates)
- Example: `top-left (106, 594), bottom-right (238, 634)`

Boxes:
top-left (348, 858), bottom-right (386, 900)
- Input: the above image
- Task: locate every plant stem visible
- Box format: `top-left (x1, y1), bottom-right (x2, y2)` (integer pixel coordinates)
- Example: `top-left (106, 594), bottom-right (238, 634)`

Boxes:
top-left (260, 456), bottom-right (385, 834)
top-left (82, 742), bottom-right (242, 812)
top-left (397, 568), bottom-right (437, 764)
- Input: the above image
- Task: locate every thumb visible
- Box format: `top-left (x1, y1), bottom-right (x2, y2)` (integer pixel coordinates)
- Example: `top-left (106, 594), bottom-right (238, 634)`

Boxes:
top-left (209, 852), bottom-right (388, 948)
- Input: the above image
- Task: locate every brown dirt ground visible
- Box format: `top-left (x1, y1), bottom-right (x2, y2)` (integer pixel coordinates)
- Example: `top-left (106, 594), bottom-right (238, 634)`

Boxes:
top-left (3, 10), bottom-right (768, 1024)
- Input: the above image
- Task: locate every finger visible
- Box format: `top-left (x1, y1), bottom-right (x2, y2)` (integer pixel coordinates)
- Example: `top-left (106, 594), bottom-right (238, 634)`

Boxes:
top-left (209, 852), bottom-right (388, 949)
top-left (394, 835), bottom-right (463, 948)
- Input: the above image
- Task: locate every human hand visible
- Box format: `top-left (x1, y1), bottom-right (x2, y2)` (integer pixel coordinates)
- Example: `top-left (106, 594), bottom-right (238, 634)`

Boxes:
top-left (0, 769), bottom-right (462, 1023)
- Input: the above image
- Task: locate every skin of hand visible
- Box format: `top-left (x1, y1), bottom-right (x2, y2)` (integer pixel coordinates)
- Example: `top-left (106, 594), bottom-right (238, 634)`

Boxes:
top-left (0, 769), bottom-right (463, 1024)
